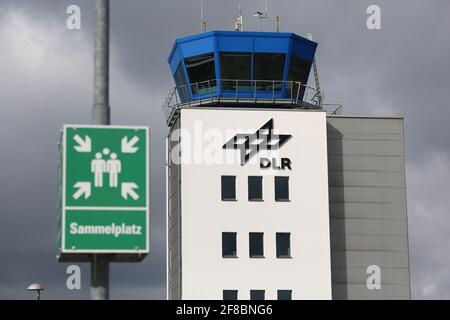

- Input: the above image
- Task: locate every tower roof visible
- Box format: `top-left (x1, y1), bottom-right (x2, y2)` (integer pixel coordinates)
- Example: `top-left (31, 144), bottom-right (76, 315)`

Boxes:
top-left (163, 30), bottom-right (321, 126)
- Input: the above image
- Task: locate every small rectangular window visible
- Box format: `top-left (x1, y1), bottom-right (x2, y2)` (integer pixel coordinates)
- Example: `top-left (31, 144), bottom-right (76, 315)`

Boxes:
top-left (220, 52), bottom-right (252, 91)
top-left (250, 290), bottom-right (265, 300)
top-left (184, 53), bottom-right (216, 95)
top-left (221, 176), bottom-right (236, 201)
top-left (249, 233), bottom-right (264, 258)
top-left (223, 290), bottom-right (238, 300)
top-left (277, 290), bottom-right (292, 300)
top-left (275, 176), bottom-right (289, 201)
top-left (254, 53), bottom-right (286, 81)
top-left (248, 176), bottom-right (263, 201)
top-left (222, 232), bottom-right (237, 258)
top-left (288, 55), bottom-right (310, 84)
top-left (288, 55), bottom-right (310, 100)
top-left (174, 63), bottom-right (189, 103)
top-left (253, 53), bottom-right (286, 92)
top-left (276, 233), bottom-right (291, 258)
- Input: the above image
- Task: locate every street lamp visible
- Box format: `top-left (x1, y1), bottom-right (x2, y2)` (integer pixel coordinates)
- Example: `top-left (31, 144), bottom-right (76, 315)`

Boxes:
top-left (27, 283), bottom-right (44, 300)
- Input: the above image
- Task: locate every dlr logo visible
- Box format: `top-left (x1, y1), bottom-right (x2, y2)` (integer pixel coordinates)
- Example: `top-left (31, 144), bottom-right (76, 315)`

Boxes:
top-left (260, 158), bottom-right (292, 170)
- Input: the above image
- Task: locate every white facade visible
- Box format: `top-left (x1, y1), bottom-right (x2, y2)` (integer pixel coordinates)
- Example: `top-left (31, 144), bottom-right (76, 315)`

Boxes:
top-left (166, 107), bottom-right (332, 300)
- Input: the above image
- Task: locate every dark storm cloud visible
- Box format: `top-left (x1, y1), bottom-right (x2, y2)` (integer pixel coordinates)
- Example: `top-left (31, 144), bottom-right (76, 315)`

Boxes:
top-left (102, 0), bottom-right (450, 160)
top-left (0, 0), bottom-right (165, 299)
top-left (0, 0), bottom-right (449, 299)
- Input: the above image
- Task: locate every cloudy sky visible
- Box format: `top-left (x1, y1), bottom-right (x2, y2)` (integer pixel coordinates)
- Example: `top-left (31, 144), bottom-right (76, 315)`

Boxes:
top-left (0, 0), bottom-right (449, 299)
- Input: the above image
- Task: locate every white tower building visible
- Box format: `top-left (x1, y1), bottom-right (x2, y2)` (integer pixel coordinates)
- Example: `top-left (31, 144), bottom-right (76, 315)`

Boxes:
top-left (163, 31), bottom-right (410, 300)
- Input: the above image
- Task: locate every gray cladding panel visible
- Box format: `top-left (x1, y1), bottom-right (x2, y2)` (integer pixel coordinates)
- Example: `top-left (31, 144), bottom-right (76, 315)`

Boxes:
top-left (329, 202), bottom-right (407, 220)
top-left (167, 118), bottom-right (182, 300)
top-left (332, 267), bottom-right (410, 284)
top-left (331, 251), bottom-right (409, 268)
top-left (330, 234), bottom-right (409, 251)
top-left (330, 219), bottom-right (408, 236)
top-left (327, 117), bottom-right (410, 300)
top-left (328, 139), bottom-right (404, 156)
top-left (332, 284), bottom-right (410, 300)
top-left (328, 154), bottom-right (405, 172)
top-left (329, 170), bottom-right (406, 188)
top-left (329, 186), bottom-right (406, 203)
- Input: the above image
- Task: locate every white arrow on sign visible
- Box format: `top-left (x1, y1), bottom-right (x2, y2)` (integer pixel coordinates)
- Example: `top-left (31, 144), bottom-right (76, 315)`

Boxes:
top-left (121, 182), bottom-right (139, 200)
top-left (73, 182), bottom-right (91, 200)
top-left (121, 136), bottom-right (139, 153)
top-left (73, 135), bottom-right (91, 153)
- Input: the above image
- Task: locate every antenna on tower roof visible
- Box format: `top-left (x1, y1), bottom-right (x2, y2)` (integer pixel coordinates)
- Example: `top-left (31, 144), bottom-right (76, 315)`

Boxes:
top-left (235, 2), bottom-right (244, 31)
top-left (201, 0), bottom-right (207, 32)
top-left (253, 0), bottom-right (279, 32)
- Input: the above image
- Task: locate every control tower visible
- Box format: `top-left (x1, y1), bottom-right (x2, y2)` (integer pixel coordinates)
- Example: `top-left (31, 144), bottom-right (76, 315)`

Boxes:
top-left (163, 30), bottom-right (410, 300)
top-left (163, 31), bottom-right (322, 125)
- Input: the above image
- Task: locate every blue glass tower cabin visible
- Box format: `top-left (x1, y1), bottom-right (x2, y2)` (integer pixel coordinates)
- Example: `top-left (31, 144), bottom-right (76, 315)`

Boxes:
top-left (164, 30), bottom-right (320, 125)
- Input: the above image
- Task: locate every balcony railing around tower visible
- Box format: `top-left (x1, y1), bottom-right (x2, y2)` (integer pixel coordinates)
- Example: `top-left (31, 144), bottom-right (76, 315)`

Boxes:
top-left (162, 79), bottom-right (323, 126)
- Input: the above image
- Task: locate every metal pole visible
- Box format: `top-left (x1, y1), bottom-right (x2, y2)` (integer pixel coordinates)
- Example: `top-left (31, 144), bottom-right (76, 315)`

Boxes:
top-left (91, 0), bottom-right (110, 300)
top-left (91, 254), bottom-right (109, 300)
top-left (92, 0), bottom-right (111, 125)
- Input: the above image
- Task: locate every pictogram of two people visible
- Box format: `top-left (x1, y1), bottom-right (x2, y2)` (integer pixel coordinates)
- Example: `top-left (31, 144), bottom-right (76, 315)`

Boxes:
top-left (91, 148), bottom-right (121, 188)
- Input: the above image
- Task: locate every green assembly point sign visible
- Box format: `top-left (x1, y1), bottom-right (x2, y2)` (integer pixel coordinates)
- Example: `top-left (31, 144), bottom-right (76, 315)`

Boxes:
top-left (59, 125), bottom-right (149, 253)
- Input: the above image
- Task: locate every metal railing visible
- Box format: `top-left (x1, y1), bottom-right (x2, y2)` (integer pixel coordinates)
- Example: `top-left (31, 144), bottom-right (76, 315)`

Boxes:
top-left (323, 104), bottom-right (343, 116)
top-left (162, 79), bottom-right (323, 126)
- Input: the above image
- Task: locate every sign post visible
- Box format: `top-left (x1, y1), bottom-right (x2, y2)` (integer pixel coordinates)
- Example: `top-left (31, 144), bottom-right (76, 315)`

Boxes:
top-left (91, 0), bottom-right (111, 300)
top-left (58, 0), bottom-right (149, 300)
top-left (57, 125), bottom-right (149, 299)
